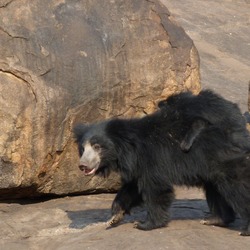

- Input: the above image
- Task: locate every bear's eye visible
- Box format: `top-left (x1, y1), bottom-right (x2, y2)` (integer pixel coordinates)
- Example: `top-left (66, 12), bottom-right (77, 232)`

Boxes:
top-left (79, 144), bottom-right (84, 156)
top-left (93, 144), bottom-right (101, 151)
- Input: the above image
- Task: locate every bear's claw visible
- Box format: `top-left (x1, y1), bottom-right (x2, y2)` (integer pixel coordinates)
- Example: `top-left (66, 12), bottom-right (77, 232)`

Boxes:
top-left (106, 211), bottom-right (125, 228)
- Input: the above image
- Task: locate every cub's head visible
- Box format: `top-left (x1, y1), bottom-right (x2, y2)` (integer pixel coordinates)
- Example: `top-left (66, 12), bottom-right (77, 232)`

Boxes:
top-left (73, 123), bottom-right (117, 177)
top-left (158, 91), bottom-right (193, 109)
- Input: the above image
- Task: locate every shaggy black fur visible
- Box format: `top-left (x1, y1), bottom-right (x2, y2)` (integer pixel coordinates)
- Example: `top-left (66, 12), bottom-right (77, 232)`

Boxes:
top-left (158, 90), bottom-right (250, 152)
top-left (74, 90), bottom-right (250, 235)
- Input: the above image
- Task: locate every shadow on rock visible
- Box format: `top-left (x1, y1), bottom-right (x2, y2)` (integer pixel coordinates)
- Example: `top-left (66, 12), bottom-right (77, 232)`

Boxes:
top-left (66, 207), bottom-right (147, 229)
top-left (66, 209), bottom-right (111, 229)
top-left (66, 199), bottom-right (208, 229)
top-left (171, 199), bottom-right (243, 234)
top-left (66, 199), bottom-right (242, 233)
top-left (170, 199), bottom-right (209, 220)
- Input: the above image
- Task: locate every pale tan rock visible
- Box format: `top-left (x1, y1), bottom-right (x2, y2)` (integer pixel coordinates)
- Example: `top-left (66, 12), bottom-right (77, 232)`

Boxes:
top-left (0, 0), bottom-right (200, 199)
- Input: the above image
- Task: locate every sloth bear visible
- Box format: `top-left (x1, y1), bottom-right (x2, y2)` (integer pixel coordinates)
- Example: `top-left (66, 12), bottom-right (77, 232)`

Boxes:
top-left (74, 90), bottom-right (250, 236)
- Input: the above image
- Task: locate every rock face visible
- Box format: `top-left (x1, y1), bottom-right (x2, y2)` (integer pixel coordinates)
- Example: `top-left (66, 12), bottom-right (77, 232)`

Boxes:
top-left (0, 0), bottom-right (200, 199)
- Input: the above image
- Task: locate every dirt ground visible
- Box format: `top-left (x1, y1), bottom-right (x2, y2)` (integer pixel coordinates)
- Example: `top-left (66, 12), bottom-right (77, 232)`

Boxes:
top-left (1, 0), bottom-right (250, 249)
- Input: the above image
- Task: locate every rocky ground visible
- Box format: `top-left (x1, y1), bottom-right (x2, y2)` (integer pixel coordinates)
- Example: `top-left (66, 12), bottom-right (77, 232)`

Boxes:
top-left (0, 188), bottom-right (249, 250)
top-left (1, 0), bottom-right (250, 249)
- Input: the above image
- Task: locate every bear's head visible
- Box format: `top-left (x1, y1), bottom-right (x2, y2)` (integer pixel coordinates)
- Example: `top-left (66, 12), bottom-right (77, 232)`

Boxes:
top-left (73, 123), bottom-right (117, 177)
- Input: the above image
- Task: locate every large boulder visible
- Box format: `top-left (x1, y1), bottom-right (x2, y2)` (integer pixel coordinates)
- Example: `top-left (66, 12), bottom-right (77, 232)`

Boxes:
top-left (0, 0), bottom-right (200, 199)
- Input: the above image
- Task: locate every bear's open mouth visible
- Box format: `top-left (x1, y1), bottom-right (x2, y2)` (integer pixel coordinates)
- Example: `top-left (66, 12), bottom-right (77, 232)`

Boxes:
top-left (79, 165), bottom-right (98, 176)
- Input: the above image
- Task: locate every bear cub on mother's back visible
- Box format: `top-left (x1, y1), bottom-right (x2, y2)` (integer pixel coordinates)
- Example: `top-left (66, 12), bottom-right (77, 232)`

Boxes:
top-left (158, 90), bottom-right (250, 152)
top-left (74, 90), bottom-right (250, 236)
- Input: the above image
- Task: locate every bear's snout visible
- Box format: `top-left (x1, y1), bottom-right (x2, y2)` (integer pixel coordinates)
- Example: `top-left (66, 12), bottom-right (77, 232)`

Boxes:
top-left (79, 165), bottom-right (88, 171)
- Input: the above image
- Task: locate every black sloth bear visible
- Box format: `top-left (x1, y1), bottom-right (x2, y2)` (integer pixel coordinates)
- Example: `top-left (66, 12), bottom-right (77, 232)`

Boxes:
top-left (74, 90), bottom-right (250, 236)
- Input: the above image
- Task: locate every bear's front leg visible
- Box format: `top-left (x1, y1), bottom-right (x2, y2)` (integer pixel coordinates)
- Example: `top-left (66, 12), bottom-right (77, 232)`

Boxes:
top-left (107, 202), bottom-right (125, 227)
top-left (107, 181), bottom-right (142, 227)
top-left (134, 186), bottom-right (174, 230)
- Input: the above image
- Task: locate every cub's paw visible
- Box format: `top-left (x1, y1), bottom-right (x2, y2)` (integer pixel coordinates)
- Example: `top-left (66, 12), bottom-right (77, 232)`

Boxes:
top-left (180, 141), bottom-right (191, 152)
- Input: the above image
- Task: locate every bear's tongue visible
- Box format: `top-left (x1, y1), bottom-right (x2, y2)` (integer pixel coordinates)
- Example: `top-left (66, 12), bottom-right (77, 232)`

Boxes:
top-left (79, 164), bottom-right (98, 176)
top-left (83, 167), bottom-right (97, 176)
top-left (84, 168), bottom-right (92, 174)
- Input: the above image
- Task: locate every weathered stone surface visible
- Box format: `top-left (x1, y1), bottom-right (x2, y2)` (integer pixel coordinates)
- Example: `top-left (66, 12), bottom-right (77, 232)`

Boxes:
top-left (1, 188), bottom-right (249, 250)
top-left (0, 0), bottom-right (200, 199)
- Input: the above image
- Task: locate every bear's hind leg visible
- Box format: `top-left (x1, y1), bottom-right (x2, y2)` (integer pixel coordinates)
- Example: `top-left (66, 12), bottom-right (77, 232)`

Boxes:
top-left (215, 184), bottom-right (250, 236)
top-left (107, 180), bottom-right (142, 227)
top-left (239, 220), bottom-right (250, 236)
top-left (134, 186), bottom-right (174, 230)
top-left (202, 182), bottom-right (235, 227)
top-left (216, 155), bottom-right (250, 236)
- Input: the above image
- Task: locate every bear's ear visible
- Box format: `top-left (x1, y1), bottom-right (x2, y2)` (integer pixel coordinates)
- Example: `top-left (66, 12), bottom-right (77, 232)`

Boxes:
top-left (73, 124), bottom-right (89, 142)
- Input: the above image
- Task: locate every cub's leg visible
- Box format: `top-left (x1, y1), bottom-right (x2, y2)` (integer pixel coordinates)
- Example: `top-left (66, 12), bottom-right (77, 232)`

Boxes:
top-left (180, 119), bottom-right (208, 152)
